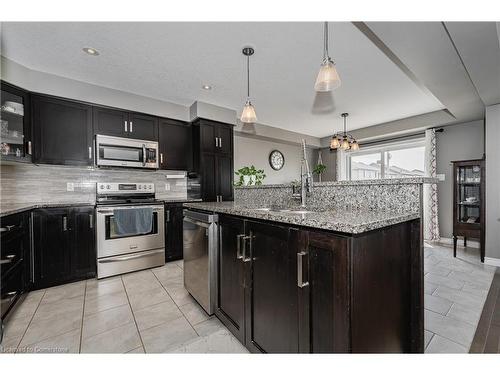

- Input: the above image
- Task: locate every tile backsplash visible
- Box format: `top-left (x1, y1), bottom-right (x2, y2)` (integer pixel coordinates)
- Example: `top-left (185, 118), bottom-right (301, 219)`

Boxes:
top-left (0, 163), bottom-right (187, 204)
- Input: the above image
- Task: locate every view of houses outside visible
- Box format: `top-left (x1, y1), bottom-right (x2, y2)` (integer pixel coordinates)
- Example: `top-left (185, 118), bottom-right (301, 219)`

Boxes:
top-left (349, 146), bottom-right (425, 180)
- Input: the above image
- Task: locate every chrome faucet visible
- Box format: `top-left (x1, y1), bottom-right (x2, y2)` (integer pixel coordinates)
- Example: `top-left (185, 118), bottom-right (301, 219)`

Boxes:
top-left (298, 139), bottom-right (313, 208)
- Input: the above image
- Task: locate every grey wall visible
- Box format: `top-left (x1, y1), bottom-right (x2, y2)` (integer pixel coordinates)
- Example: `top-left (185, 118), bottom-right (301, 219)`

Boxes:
top-left (234, 134), bottom-right (315, 185)
top-left (436, 120), bottom-right (485, 239)
top-left (312, 148), bottom-right (337, 182)
top-left (485, 104), bottom-right (500, 262)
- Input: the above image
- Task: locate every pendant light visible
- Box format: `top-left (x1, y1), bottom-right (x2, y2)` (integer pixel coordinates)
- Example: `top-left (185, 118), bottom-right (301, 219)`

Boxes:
top-left (329, 113), bottom-right (359, 151)
top-left (315, 22), bottom-right (341, 92)
top-left (240, 47), bottom-right (257, 123)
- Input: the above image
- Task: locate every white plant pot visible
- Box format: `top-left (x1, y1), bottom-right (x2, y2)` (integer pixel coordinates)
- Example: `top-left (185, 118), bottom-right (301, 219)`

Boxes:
top-left (243, 175), bottom-right (256, 186)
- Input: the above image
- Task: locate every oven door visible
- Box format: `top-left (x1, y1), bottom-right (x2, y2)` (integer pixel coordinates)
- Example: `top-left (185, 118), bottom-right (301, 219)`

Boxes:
top-left (96, 205), bottom-right (165, 258)
top-left (95, 135), bottom-right (158, 169)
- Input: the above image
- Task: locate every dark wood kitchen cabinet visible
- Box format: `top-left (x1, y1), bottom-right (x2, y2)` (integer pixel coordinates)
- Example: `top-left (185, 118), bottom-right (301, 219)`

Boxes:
top-left (215, 212), bottom-right (423, 353)
top-left (158, 118), bottom-right (192, 170)
top-left (165, 203), bottom-right (184, 262)
top-left (1, 211), bottom-right (31, 321)
top-left (32, 95), bottom-right (93, 166)
top-left (93, 107), bottom-right (158, 141)
top-left (32, 206), bottom-right (96, 289)
top-left (192, 118), bottom-right (234, 202)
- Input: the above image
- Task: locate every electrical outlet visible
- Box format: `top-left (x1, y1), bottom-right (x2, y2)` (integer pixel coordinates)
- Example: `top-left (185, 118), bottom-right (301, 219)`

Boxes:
top-left (66, 182), bottom-right (75, 192)
top-left (437, 174), bottom-right (445, 181)
top-left (165, 183), bottom-right (171, 191)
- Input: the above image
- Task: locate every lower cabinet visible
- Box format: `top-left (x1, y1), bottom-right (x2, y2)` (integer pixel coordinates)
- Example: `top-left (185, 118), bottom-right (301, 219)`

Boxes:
top-left (216, 213), bottom-right (423, 353)
top-left (1, 211), bottom-right (31, 320)
top-left (32, 206), bottom-right (96, 289)
top-left (165, 203), bottom-right (184, 262)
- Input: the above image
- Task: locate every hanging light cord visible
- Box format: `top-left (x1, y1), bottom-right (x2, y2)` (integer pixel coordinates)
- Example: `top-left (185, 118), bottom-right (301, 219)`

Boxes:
top-left (323, 21), bottom-right (329, 61)
top-left (246, 55), bottom-right (250, 99)
top-left (343, 115), bottom-right (346, 136)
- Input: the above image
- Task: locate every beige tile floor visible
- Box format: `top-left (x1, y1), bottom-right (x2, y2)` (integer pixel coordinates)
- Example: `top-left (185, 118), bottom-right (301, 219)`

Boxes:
top-left (1, 243), bottom-right (496, 354)
top-left (423, 242), bottom-right (496, 353)
top-left (0, 260), bottom-right (247, 354)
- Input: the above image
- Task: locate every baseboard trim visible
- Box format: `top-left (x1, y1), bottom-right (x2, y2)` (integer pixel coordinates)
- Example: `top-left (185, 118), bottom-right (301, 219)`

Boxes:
top-left (438, 237), bottom-right (480, 249)
top-left (484, 257), bottom-right (500, 268)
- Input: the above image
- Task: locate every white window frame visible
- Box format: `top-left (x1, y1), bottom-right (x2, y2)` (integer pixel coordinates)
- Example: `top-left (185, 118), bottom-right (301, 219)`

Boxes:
top-left (343, 137), bottom-right (426, 181)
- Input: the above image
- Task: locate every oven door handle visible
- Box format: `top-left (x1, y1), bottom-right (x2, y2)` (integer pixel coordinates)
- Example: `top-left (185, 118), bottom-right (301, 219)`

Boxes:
top-left (142, 144), bottom-right (146, 166)
top-left (97, 206), bottom-right (164, 214)
top-left (98, 249), bottom-right (164, 263)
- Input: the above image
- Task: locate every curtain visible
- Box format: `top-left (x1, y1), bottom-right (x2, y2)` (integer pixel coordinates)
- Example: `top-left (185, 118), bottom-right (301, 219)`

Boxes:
top-left (424, 129), bottom-right (440, 241)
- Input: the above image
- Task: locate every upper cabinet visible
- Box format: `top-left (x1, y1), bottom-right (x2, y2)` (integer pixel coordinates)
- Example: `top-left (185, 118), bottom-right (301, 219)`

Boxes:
top-left (32, 95), bottom-right (93, 166)
top-left (93, 107), bottom-right (158, 141)
top-left (158, 118), bottom-right (192, 170)
top-left (199, 119), bottom-right (233, 155)
top-left (0, 81), bottom-right (32, 162)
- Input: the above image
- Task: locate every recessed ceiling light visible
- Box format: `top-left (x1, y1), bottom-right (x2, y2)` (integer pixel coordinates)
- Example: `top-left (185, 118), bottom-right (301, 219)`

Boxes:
top-left (83, 47), bottom-right (99, 56)
top-left (202, 84), bottom-right (213, 90)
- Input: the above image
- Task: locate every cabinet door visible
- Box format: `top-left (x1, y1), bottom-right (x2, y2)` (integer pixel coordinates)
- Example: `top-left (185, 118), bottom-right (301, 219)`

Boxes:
top-left (244, 220), bottom-right (300, 353)
top-left (32, 208), bottom-right (72, 289)
top-left (217, 154), bottom-right (234, 201)
top-left (32, 95), bottom-right (93, 166)
top-left (71, 207), bottom-right (96, 278)
top-left (216, 215), bottom-right (246, 343)
top-left (128, 112), bottom-right (158, 141)
top-left (159, 119), bottom-right (192, 170)
top-left (304, 231), bottom-right (350, 353)
top-left (165, 204), bottom-right (184, 262)
top-left (200, 122), bottom-right (217, 153)
top-left (201, 153), bottom-right (217, 201)
top-left (93, 106), bottom-right (128, 137)
top-left (217, 125), bottom-right (233, 155)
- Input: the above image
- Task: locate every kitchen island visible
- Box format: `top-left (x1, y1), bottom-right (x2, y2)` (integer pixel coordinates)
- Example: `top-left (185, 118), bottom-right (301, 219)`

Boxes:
top-left (185, 199), bottom-right (423, 353)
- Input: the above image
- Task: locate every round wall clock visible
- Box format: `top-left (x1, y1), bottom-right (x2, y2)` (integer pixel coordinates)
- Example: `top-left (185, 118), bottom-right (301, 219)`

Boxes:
top-left (269, 150), bottom-right (285, 171)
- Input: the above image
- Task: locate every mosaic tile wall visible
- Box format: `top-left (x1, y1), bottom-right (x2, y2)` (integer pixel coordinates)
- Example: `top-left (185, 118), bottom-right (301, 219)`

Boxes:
top-left (0, 163), bottom-right (187, 204)
top-left (234, 179), bottom-right (423, 213)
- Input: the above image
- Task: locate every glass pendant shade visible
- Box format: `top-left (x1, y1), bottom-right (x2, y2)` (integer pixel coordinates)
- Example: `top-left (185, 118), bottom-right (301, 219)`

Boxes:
top-left (341, 137), bottom-right (350, 150)
top-left (315, 59), bottom-right (341, 92)
top-left (350, 140), bottom-right (360, 151)
top-left (330, 136), bottom-right (340, 149)
top-left (240, 100), bottom-right (257, 123)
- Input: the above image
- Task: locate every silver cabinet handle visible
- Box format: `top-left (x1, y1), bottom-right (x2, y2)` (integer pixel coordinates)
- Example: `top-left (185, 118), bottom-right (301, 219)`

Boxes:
top-left (165, 210), bottom-right (170, 223)
top-left (160, 153), bottom-right (164, 164)
top-left (62, 216), bottom-right (68, 231)
top-left (242, 235), bottom-right (252, 263)
top-left (130, 121), bottom-right (133, 132)
top-left (89, 214), bottom-right (94, 229)
top-left (215, 137), bottom-right (218, 147)
top-left (219, 137), bottom-right (222, 148)
top-left (297, 251), bottom-right (309, 288)
top-left (0, 225), bottom-right (17, 233)
top-left (142, 144), bottom-right (146, 166)
top-left (236, 234), bottom-right (245, 259)
top-left (27, 141), bottom-right (32, 155)
top-left (0, 254), bottom-right (17, 265)
top-left (124, 120), bottom-right (128, 132)
top-left (88, 146), bottom-right (92, 159)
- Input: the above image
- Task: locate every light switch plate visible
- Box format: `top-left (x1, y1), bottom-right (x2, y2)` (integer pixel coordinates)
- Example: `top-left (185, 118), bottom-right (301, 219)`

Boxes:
top-left (165, 183), bottom-right (171, 191)
top-left (66, 182), bottom-right (75, 192)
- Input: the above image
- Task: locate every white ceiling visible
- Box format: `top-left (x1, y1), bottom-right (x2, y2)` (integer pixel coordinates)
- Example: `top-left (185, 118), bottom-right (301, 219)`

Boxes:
top-left (0, 22), bottom-right (446, 137)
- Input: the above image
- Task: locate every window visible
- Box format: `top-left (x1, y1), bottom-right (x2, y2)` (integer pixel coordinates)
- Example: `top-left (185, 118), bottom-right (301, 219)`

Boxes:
top-left (345, 139), bottom-right (426, 181)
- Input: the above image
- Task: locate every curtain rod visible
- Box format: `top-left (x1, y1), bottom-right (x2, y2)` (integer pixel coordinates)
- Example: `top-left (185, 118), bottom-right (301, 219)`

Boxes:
top-left (359, 127), bottom-right (444, 147)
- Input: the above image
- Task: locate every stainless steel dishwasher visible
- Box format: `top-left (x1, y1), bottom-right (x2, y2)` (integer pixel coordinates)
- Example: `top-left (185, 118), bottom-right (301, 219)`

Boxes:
top-left (183, 209), bottom-right (218, 315)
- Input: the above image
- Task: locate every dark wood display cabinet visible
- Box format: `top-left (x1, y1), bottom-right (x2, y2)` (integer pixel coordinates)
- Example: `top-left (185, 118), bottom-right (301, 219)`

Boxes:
top-left (0, 80), bottom-right (32, 163)
top-left (93, 107), bottom-right (158, 141)
top-left (32, 206), bottom-right (96, 289)
top-left (452, 158), bottom-right (485, 262)
top-left (192, 118), bottom-right (234, 202)
top-left (216, 213), bottom-right (423, 353)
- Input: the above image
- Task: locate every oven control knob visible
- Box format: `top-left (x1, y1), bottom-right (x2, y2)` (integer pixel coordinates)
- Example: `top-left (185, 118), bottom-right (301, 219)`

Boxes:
top-left (148, 185), bottom-right (152, 189)
top-left (100, 184), bottom-right (104, 190)
top-left (106, 185), bottom-right (110, 189)
top-left (138, 185), bottom-right (142, 189)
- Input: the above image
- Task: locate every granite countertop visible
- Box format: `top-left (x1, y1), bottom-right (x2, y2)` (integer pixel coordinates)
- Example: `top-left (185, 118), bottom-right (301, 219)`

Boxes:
top-left (183, 202), bottom-right (419, 234)
top-left (235, 177), bottom-right (439, 189)
top-left (0, 202), bottom-right (95, 217)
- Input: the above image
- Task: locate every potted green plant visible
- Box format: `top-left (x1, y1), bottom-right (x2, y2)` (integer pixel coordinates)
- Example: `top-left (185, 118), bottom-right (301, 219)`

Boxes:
top-left (234, 165), bottom-right (266, 186)
top-left (313, 163), bottom-right (327, 182)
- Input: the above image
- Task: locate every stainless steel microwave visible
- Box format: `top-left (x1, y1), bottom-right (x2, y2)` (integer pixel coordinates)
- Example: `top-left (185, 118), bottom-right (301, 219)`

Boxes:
top-left (95, 135), bottom-right (159, 169)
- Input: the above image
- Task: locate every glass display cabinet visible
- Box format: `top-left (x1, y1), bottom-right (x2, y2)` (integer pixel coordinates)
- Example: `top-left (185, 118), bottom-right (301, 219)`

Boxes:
top-left (452, 158), bottom-right (485, 262)
top-left (0, 80), bottom-right (31, 162)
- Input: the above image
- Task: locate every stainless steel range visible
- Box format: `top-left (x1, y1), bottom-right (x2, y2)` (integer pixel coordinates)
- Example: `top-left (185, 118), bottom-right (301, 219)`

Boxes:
top-left (96, 182), bottom-right (165, 278)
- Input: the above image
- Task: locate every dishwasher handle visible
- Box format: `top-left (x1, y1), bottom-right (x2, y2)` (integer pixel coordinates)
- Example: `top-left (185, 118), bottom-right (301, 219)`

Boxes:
top-left (183, 216), bottom-right (210, 228)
